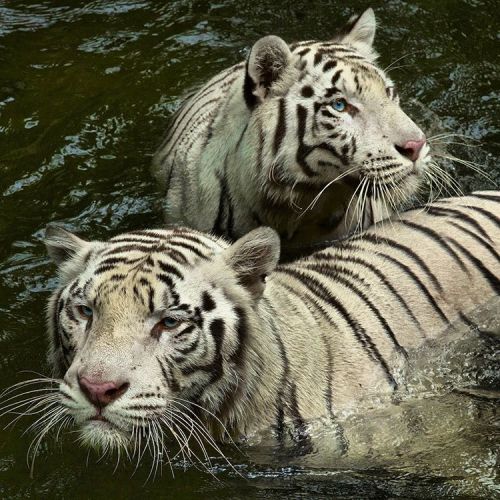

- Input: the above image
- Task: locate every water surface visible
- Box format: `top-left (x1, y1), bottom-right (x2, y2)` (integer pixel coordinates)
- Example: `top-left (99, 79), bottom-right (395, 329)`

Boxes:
top-left (0, 1), bottom-right (499, 498)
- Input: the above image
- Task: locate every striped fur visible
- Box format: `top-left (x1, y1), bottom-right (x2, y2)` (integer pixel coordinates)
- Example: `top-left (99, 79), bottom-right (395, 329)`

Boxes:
top-left (152, 8), bottom-right (430, 251)
top-left (43, 192), bottom-right (499, 457)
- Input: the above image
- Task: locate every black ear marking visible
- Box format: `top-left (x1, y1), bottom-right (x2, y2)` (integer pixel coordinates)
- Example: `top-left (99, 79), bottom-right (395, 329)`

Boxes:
top-left (245, 35), bottom-right (292, 108)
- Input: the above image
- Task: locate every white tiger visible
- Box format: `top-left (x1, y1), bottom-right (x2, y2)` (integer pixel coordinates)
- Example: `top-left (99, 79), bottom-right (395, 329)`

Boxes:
top-left (2, 192), bottom-right (497, 467)
top-left (152, 8), bottom-right (431, 253)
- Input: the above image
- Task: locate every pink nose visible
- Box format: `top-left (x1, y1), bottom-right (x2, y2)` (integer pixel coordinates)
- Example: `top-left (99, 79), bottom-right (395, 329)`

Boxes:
top-left (78, 376), bottom-right (129, 407)
top-left (396, 138), bottom-right (426, 162)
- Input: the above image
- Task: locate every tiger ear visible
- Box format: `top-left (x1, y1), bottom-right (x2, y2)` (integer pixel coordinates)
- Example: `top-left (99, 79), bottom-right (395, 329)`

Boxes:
top-left (224, 227), bottom-right (280, 299)
top-left (44, 224), bottom-right (89, 266)
top-left (335, 8), bottom-right (377, 60)
top-left (244, 35), bottom-right (292, 107)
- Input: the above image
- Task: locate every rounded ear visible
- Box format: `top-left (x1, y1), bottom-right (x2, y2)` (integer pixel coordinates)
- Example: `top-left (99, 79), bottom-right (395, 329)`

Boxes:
top-left (44, 224), bottom-right (89, 266)
top-left (224, 227), bottom-right (280, 299)
top-left (335, 8), bottom-right (377, 60)
top-left (244, 35), bottom-right (292, 107)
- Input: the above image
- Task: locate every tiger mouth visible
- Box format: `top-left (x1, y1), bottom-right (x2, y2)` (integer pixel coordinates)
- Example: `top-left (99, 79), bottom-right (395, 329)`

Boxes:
top-left (340, 169), bottom-right (421, 201)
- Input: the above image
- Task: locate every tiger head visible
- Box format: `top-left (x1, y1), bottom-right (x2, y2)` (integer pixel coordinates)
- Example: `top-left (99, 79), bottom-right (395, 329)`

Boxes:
top-left (44, 224), bottom-right (279, 453)
top-left (244, 8), bottom-right (430, 230)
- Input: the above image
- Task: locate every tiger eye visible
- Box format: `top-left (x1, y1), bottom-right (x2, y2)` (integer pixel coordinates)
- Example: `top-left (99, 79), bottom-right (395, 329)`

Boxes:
top-left (76, 305), bottom-right (93, 319)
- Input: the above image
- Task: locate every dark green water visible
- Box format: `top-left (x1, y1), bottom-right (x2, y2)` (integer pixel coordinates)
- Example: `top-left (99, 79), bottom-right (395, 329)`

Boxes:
top-left (0, 1), bottom-right (498, 498)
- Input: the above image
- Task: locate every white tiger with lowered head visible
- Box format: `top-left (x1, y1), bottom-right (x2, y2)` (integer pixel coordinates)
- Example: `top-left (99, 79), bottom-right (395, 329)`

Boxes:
top-left (152, 8), bottom-right (430, 252)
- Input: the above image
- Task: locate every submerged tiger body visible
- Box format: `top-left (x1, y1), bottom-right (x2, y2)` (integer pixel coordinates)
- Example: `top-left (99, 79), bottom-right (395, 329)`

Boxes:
top-left (30, 192), bottom-right (499, 460)
top-left (152, 8), bottom-right (430, 252)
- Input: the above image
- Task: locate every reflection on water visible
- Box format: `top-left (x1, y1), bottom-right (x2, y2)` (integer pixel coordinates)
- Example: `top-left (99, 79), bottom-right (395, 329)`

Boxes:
top-left (0, 0), bottom-right (498, 498)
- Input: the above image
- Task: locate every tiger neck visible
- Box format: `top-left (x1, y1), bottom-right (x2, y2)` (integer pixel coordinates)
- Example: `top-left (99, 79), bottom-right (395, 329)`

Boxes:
top-left (207, 295), bottom-right (285, 438)
top-left (227, 100), bottom-right (359, 243)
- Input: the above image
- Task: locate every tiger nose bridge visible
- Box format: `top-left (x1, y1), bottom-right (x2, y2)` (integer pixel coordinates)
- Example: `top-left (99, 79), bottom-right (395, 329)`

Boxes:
top-left (77, 322), bottom-right (136, 371)
top-left (386, 109), bottom-right (426, 161)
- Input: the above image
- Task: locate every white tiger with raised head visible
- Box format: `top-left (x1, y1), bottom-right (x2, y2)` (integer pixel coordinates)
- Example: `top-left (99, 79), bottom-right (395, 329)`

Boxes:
top-left (3, 192), bottom-right (498, 466)
top-left (152, 8), bottom-right (431, 251)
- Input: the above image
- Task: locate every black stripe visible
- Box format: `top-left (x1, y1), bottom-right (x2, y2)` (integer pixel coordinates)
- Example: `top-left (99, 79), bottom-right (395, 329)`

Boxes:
top-left (277, 279), bottom-right (347, 444)
top-left (166, 248), bottom-right (189, 265)
top-left (458, 312), bottom-right (499, 340)
top-left (426, 206), bottom-right (493, 242)
top-left (261, 296), bottom-right (289, 444)
top-left (158, 357), bottom-right (180, 392)
top-left (235, 123), bottom-right (248, 151)
top-left (313, 51), bottom-right (323, 65)
top-left (289, 383), bottom-right (313, 454)
top-left (313, 253), bottom-right (423, 331)
top-left (169, 241), bottom-right (209, 260)
top-left (399, 221), bottom-right (469, 274)
top-left (447, 221), bottom-right (499, 261)
top-left (278, 268), bottom-right (397, 388)
top-left (94, 264), bottom-right (121, 275)
top-left (243, 57), bottom-right (257, 109)
top-left (109, 236), bottom-right (162, 244)
top-left (339, 242), bottom-right (450, 323)
top-left (163, 65), bottom-right (242, 144)
top-left (445, 237), bottom-right (500, 292)
top-left (157, 260), bottom-right (184, 280)
top-left (60, 327), bottom-right (73, 363)
top-left (180, 319), bottom-right (225, 383)
top-left (231, 307), bottom-right (248, 367)
top-left (201, 291), bottom-right (216, 312)
top-left (177, 337), bottom-right (200, 355)
top-left (352, 233), bottom-right (444, 293)
top-left (147, 286), bottom-right (155, 313)
top-left (463, 204), bottom-right (500, 228)
top-left (68, 280), bottom-right (80, 294)
top-left (273, 98), bottom-right (287, 155)
top-left (98, 256), bottom-right (143, 267)
top-left (305, 264), bottom-right (407, 357)
top-left (296, 47), bottom-right (311, 57)
top-left (104, 244), bottom-right (153, 256)
top-left (296, 104), bottom-right (317, 177)
top-left (174, 324), bottom-right (196, 339)
top-left (213, 173), bottom-right (228, 236)
top-left (164, 97), bottom-right (220, 158)
top-left (170, 231), bottom-right (214, 250)
top-left (256, 122), bottom-right (265, 171)
top-left (323, 60), bottom-right (337, 72)
top-left (120, 230), bottom-right (166, 238)
top-left (470, 192), bottom-right (500, 203)
top-left (330, 69), bottom-right (343, 86)
top-left (52, 290), bottom-right (64, 370)
top-left (156, 273), bottom-right (176, 292)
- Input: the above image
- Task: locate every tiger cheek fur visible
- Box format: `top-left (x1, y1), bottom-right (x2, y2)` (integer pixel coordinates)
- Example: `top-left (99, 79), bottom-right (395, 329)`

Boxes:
top-left (44, 226), bottom-right (266, 450)
top-left (153, 8), bottom-right (431, 250)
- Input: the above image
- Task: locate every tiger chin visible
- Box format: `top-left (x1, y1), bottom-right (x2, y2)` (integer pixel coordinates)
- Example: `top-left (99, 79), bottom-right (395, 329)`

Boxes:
top-left (152, 8), bottom-right (431, 253)
top-left (6, 192), bottom-right (498, 469)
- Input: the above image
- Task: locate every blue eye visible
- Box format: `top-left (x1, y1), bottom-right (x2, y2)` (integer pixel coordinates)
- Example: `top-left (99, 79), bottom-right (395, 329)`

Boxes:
top-left (333, 98), bottom-right (347, 112)
top-left (77, 305), bottom-right (93, 319)
top-left (152, 315), bottom-right (184, 339)
top-left (161, 316), bottom-right (180, 329)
